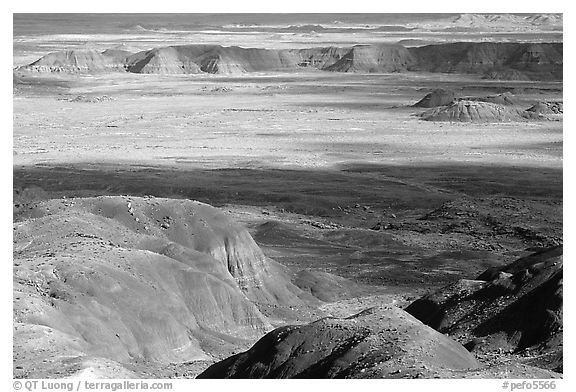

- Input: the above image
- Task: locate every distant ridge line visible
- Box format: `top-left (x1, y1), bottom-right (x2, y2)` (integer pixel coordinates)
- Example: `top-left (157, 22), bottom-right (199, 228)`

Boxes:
top-left (16, 42), bottom-right (563, 81)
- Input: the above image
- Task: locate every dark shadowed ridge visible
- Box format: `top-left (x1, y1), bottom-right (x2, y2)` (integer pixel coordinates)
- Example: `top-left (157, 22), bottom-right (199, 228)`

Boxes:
top-left (197, 305), bottom-right (480, 378)
top-left (405, 246), bottom-right (563, 372)
top-left (408, 42), bottom-right (563, 80)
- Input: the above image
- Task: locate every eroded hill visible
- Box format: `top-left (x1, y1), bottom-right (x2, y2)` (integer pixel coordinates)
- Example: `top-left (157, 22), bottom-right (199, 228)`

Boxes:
top-left (198, 305), bottom-right (480, 378)
top-left (13, 196), bottom-right (320, 378)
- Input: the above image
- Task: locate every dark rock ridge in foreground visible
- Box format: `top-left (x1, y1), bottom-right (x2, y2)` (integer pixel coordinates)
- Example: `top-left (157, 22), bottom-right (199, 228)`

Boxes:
top-left (405, 246), bottom-right (563, 372)
top-left (198, 305), bottom-right (480, 379)
top-left (13, 196), bottom-right (317, 378)
top-left (16, 42), bottom-right (563, 81)
top-left (197, 245), bottom-right (563, 379)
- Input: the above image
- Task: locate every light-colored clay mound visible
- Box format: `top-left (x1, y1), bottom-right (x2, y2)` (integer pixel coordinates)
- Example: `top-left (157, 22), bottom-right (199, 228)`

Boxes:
top-left (13, 196), bottom-right (315, 378)
top-left (412, 88), bottom-right (456, 108)
top-left (17, 49), bottom-right (129, 73)
top-left (421, 100), bottom-right (524, 122)
top-left (406, 246), bottom-right (563, 373)
top-left (198, 305), bottom-right (479, 379)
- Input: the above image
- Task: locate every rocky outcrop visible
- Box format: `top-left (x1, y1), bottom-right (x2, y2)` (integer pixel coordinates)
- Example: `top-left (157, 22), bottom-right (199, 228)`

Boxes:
top-left (405, 246), bottom-right (563, 372)
top-left (125, 46), bottom-right (203, 74)
top-left (524, 101), bottom-right (563, 118)
top-left (198, 305), bottom-right (480, 378)
top-left (323, 44), bottom-right (414, 73)
top-left (294, 46), bottom-right (351, 69)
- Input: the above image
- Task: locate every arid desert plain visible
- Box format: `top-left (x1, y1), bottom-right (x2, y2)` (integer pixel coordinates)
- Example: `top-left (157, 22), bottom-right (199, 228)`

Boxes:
top-left (13, 13), bottom-right (563, 379)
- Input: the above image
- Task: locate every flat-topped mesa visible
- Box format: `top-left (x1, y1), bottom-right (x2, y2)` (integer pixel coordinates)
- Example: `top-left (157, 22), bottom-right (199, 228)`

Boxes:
top-left (124, 44), bottom-right (413, 75)
top-left (16, 42), bottom-right (562, 80)
top-left (323, 44), bottom-right (414, 73)
top-left (408, 42), bottom-right (563, 80)
top-left (20, 49), bottom-right (130, 73)
top-left (124, 45), bottom-right (300, 74)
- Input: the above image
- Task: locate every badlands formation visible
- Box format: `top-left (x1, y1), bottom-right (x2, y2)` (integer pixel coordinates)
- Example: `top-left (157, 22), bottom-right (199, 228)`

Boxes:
top-left (19, 42), bottom-right (562, 81)
top-left (13, 196), bottom-right (322, 377)
top-left (13, 13), bottom-right (563, 380)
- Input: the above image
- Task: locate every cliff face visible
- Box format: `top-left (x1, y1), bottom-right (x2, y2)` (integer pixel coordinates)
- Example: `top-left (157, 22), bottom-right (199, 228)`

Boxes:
top-left (16, 42), bottom-right (563, 80)
top-left (293, 46), bottom-right (350, 69)
top-left (125, 46), bottom-right (204, 74)
top-left (23, 49), bottom-right (129, 73)
top-left (408, 42), bottom-right (563, 80)
top-left (323, 44), bottom-right (414, 73)
top-left (124, 44), bottom-right (413, 75)
top-left (125, 45), bottom-right (301, 74)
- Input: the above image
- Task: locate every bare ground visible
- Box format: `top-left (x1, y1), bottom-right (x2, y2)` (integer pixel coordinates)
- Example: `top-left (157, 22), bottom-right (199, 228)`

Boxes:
top-left (13, 70), bottom-right (562, 378)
